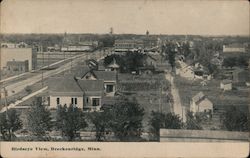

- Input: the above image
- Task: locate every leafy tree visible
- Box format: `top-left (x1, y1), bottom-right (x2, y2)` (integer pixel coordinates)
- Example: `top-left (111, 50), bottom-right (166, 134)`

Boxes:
top-left (103, 52), bottom-right (144, 73)
top-left (149, 111), bottom-right (183, 141)
top-left (237, 56), bottom-right (249, 67)
top-left (0, 109), bottom-right (22, 141)
top-left (222, 106), bottom-right (249, 132)
top-left (89, 111), bottom-right (112, 141)
top-left (185, 111), bottom-right (203, 130)
top-left (148, 111), bottom-right (165, 141)
top-left (109, 100), bottom-right (144, 141)
top-left (223, 57), bottom-right (236, 68)
top-left (55, 104), bottom-right (88, 141)
top-left (27, 98), bottom-right (52, 140)
top-left (164, 42), bottom-right (177, 71)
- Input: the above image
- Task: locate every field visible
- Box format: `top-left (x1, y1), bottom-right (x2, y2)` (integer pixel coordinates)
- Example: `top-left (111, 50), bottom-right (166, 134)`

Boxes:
top-left (118, 73), bottom-right (172, 131)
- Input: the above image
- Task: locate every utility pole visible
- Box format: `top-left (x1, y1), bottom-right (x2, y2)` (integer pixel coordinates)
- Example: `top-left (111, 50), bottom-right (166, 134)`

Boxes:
top-left (41, 45), bottom-right (44, 88)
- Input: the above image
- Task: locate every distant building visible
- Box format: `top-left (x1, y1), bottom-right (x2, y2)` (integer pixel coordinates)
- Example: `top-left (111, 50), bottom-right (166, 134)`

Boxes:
top-left (143, 37), bottom-right (159, 50)
top-left (220, 79), bottom-right (232, 91)
top-left (190, 92), bottom-right (213, 114)
top-left (6, 60), bottom-right (29, 72)
top-left (1, 42), bottom-right (28, 48)
top-left (114, 39), bottom-right (143, 52)
top-left (223, 44), bottom-right (246, 53)
top-left (143, 55), bottom-right (157, 67)
top-left (1, 47), bottom-right (37, 71)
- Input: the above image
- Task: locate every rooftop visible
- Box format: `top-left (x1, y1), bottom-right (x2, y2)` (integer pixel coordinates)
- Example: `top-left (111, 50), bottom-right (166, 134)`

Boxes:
top-left (48, 75), bottom-right (104, 96)
top-left (192, 91), bottom-right (205, 103)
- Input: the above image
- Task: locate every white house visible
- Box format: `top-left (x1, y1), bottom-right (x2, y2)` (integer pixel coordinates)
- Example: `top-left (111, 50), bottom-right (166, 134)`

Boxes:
top-left (48, 76), bottom-right (104, 111)
top-left (190, 92), bottom-right (213, 114)
top-left (220, 79), bottom-right (232, 91)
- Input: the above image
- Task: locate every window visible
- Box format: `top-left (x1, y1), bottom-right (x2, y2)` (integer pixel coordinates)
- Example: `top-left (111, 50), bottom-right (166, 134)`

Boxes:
top-left (56, 98), bottom-right (60, 105)
top-left (71, 97), bottom-right (77, 105)
top-left (86, 97), bottom-right (89, 103)
top-left (92, 98), bottom-right (100, 106)
top-left (106, 85), bottom-right (114, 93)
top-left (75, 98), bottom-right (77, 105)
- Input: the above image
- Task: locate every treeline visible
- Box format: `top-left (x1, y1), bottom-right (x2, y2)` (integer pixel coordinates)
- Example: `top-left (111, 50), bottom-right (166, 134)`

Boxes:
top-left (104, 52), bottom-right (145, 73)
top-left (222, 56), bottom-right (249, 68)
top-left (0, 98), bottom-right (248, 141)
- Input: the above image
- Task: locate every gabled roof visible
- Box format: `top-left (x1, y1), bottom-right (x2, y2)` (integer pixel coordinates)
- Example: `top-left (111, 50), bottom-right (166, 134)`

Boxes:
top-left (221, 79), bottom-right (232, 84)
top-left (48, 76), bottom-right (83, 96)
top-left (196, 98), bottom-right (213, 107)
top-left (77, 79), bottom-right (104, 96)
top-left (93, 71), bottom-right (116, 81)
top-left (144, 54), bottom-right (157, 61)
top-left (48, 75), bottom-right (104, 96)
top-left (192, 92), bottom-right (205, 103)
top-left (67, 66), bottom-right (117, 81)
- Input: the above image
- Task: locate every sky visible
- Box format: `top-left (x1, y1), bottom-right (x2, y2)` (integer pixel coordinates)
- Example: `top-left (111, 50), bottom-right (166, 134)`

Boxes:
top-left (1, 0), bottom-right (249, 35)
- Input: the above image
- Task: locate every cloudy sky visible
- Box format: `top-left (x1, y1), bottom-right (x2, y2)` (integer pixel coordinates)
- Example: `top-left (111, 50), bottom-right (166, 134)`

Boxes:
top-left (1, 0), bottom-right (249, 35)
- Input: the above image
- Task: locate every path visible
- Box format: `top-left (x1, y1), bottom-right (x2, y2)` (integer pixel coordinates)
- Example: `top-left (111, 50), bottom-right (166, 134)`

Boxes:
top-left (165, 73), bottom-right (186, 122)
top-left (0, 86), bottom-right (48, 113)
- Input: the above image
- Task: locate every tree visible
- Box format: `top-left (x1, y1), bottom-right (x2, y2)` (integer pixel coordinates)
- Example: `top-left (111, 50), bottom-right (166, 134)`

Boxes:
top-left (55, 104), bottom-right (88, 141)
top-left (223, 57), bottom-right (236, 68)
top-left (89, 111), bottom-right (112, 141)
top-left (109, 100), bottom-right (144, 141)
top-left (164, 42), bottom-right (177, 71)
top-left (27, 98), bottom-right (52, 140)
top-left (0, 109), bottom-right (22, 141)
top-left (222, 106), bottom-right (249, 132)
top-left (185, 111), bottom-right (203, 130)
top-left (148, 111), bottom-right (183, 141)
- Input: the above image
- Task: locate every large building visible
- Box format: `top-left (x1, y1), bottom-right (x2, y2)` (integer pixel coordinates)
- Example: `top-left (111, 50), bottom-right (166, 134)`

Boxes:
top-left (0, 47), bottom-right (37, 71)
top-left (223, 44), bottom-right (246, 53)
top-left (114, 39), bottom-right (144, 51)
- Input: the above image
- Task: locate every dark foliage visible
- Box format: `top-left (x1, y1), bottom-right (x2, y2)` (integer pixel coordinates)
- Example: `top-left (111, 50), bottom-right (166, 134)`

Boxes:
top-left (55, 104), bottom-right (88, 141)
top-left (0, 109), bottom-right (22, 141)
top-left (222, 106), bottom-right (249, 132)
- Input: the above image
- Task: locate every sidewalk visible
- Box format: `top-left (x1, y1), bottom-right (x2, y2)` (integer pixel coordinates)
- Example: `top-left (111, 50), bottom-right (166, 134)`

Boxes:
top-left (0, 86), bottom-right (48, 113)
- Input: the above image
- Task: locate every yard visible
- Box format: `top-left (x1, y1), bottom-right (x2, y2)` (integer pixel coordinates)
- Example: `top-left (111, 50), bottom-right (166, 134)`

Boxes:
top-left (117, 72), bottom-right (172, 132)
top-left (174, 75), bottom-right (249, 129)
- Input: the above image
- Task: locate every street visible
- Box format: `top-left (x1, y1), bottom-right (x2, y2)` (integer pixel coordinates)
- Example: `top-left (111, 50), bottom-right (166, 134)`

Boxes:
top-left (165, 73), bottom-right (186, 122)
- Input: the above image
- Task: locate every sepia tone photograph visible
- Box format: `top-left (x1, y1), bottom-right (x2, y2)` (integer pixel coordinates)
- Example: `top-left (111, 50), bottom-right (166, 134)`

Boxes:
top-left (0, 0), bottom-right (249, 157)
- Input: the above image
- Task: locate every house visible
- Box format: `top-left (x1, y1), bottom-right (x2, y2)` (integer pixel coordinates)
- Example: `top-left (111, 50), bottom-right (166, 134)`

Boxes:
top-left (1, 47), bottom-right (37, 71)
top-left (73, 67), bottom-right (117, 97)
top-left (106, 58), bottom-right (120, 72)
top-left (143, 55), bottom-right (157, 67)
top-left (220, 79), bottom-right (232, 91)
top-left (190, 92), bottom-right (213, 114)
top-left (6, 60), bottom-right (29, 72)
top-left (48, 76), bottom-right (104, 111)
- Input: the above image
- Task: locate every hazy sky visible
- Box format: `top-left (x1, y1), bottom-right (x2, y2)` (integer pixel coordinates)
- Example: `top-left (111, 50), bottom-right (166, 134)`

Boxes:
top-left (1, 0), bottom-right (249, 35)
